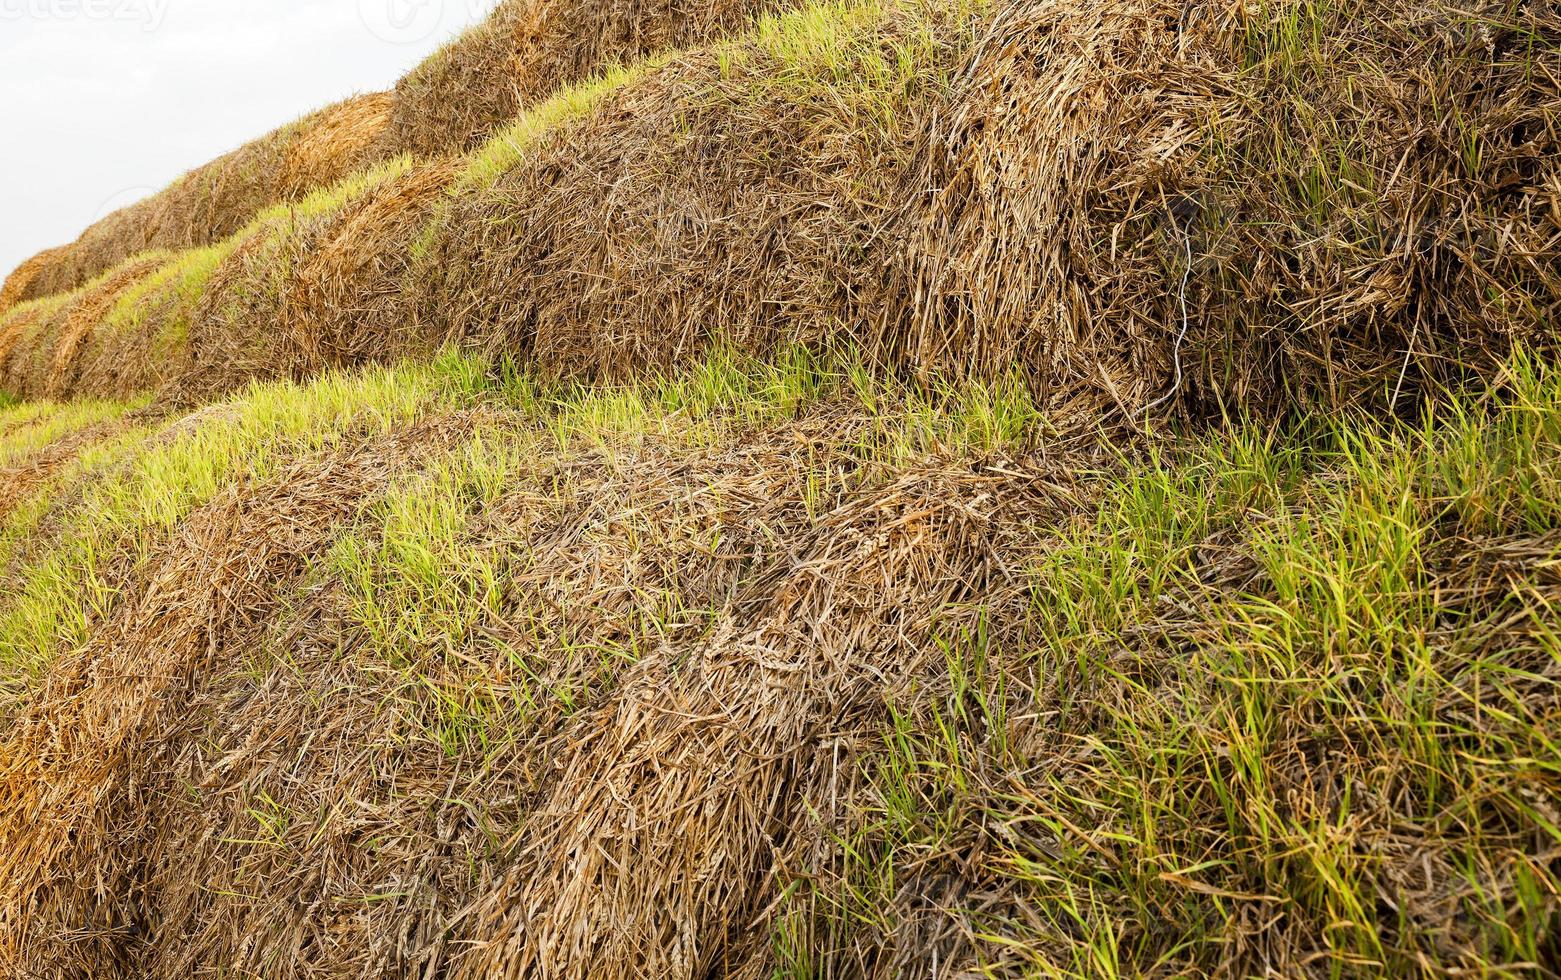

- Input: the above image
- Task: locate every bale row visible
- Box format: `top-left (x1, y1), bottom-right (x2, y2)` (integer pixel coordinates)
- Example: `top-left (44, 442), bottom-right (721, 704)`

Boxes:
top-left (4, 0), bottom-right (1557, 420)
top-left (1, 350), bottom-right (1558, 976)
top-left (415, 0), bottom-right (1561, 414)
top-left (4, 0), bottom-right (823, 309)
top-left (383, 0), bottom-right (806, 157)
top-left (1, 93), bottom-right (394, 308)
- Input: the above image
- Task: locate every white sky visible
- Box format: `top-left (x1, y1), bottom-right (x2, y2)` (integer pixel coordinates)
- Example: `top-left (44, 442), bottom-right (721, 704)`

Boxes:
top-left (0, 0), bottom-right (502, 278)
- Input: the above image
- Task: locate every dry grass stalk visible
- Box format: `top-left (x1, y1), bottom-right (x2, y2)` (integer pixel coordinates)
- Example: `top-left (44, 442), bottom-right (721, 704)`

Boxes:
top-left (277, 161), bottom-right (460, 377)
top-left (0, 421), bottom-right (459, 977)
top-left (384, 0), bottom-right (803, 157)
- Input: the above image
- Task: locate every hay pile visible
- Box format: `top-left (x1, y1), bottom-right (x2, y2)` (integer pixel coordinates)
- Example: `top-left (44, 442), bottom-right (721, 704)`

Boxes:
top-left (9, 93), bottom-right (394, 307)
top-left (384, 0), bottom-right (803, 157)
top-left (0, 247), bottom-right (68, 317)
top-left (0, 347), bottom-right (1558, 975)
top-left (173, 159), bottom-right (449, 398)
top-left (0, 374), bottom-right (1083, 976)
top-left (278, 92), bottom-right (396, 199)
top-left (0, 424), bottom-right (458, 976)
top-left (276, 161), bottom-right (459, 378)
top-left (69, 248), bottom-right (231, 401)
top-left (42, 254), bottom-right (174, 399)
top-left (0, 302), bottom-right (57, 383)
top-left (10, 0), bottom-right (1552, 415)
top-left (0, 0), bottom-right (1557, 973)
top-left (902, 0), bottom-right (1561, 410)
top-left (414, 0), bottom-right (964, 378)
top-left (0, 256), bottom-right (171, 400)
top-left (418, 0), bottom-right (1559, 415)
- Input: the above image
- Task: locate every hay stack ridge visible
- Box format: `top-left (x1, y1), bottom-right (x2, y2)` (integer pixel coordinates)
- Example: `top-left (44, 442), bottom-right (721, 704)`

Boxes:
top-left (0, 0), bottom-right (1557, 975)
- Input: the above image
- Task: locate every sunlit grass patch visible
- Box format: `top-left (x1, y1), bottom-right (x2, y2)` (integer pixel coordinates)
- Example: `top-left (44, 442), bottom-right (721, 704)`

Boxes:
top-left (0, 353), bottom-right (476, 691)
top-left (0, 397), bottom-right (147, 469)
top-left (776, 354), bottom-right (1561, 976)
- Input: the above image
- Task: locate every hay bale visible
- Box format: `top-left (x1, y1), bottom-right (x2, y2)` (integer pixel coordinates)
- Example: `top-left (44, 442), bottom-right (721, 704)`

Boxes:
top-left (146, 92), bottom-right (395, 261)
top-left (0, 247), bottom-right (69, 316)
top-left (384, 0), bottom-right (805, 157)
top-left (17, 205), bottom-right (163, 305)
top-left (277, 160), bottom-right (459, 377)
top-left (0, 427), bottom-right (446, 978)
top-left (10, 93), bottom-right (395, 307)
top-left (903, 0), bottom-right (1561, 412)
top-left (0, 301), bottom-right (62, 394)
top-left (176, 162), bottom-right (418, 399)
top-left (414, 0), bottom-right (964, 378)
top-left (0, 257), bottom-right (172, 400)
top-left (176, 216), bottom-right (312, 398)
top-left (43, 254), bottom-right (173, 399)
top-left (279, 91), bottom-right (396, 199)
top-left (71, 246), bottom-right (232, 401)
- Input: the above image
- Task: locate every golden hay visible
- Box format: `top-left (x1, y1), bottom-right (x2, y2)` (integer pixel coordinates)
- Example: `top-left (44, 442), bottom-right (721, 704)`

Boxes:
top-left (277, 161), bottom-right (459, 377)
top-left (413, 1), bottom-right (964, 380)
top-left (0, 396), bottom-right (1087, 977)
top-left (0, 0), bottom-right (1555, 973)
top-left (70, 259), bottom-right (212, 401)
top-left (0, 247), bottom-right (69, 316)
top-left (279, 91), bottom-right (396, 199)
top-left (384, 0), bottom-right (804, 157)
top-left (2, 307), bottom-right (86, 400)
top-left (5, 0), bottom-right (1555, 416)
top-left (4, 368), bottom-right (1554, 974)
top-left (10, 93), bottom-right (395, 307)
top-left (174, 164), bottom-right (428, 399)
top-left (415, 0), bottom-right (1559, 414)
top-left (0, 305), bottom-right (47, 377)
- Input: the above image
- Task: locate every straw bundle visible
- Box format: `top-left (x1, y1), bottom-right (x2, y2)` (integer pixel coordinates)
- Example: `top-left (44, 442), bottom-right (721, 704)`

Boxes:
top-left (902, 0), bottom-right (1561, 411)
top-left (9, 93), bottom-right (395, 308)
top-left (0, 426), bottom-right (452, 977)
top-left (0, 257), bottom-right (169, 400)
top-left (415, 1), bottom-right (962, 378)
top-left (277, 161), bottom-right (459, 377)
top-left (0, 247), bottom-right (69, 316)
top-left (279, 92), bottom-right (396, 199)
top-left (384, 0), bottom-right (802, 157)
top-left (43, 254), bottom-right (173, 398)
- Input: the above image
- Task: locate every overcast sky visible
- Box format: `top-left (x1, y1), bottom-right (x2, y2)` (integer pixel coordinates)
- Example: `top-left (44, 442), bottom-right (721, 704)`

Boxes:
top-left (0, 0), bottom-right (501, 277)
